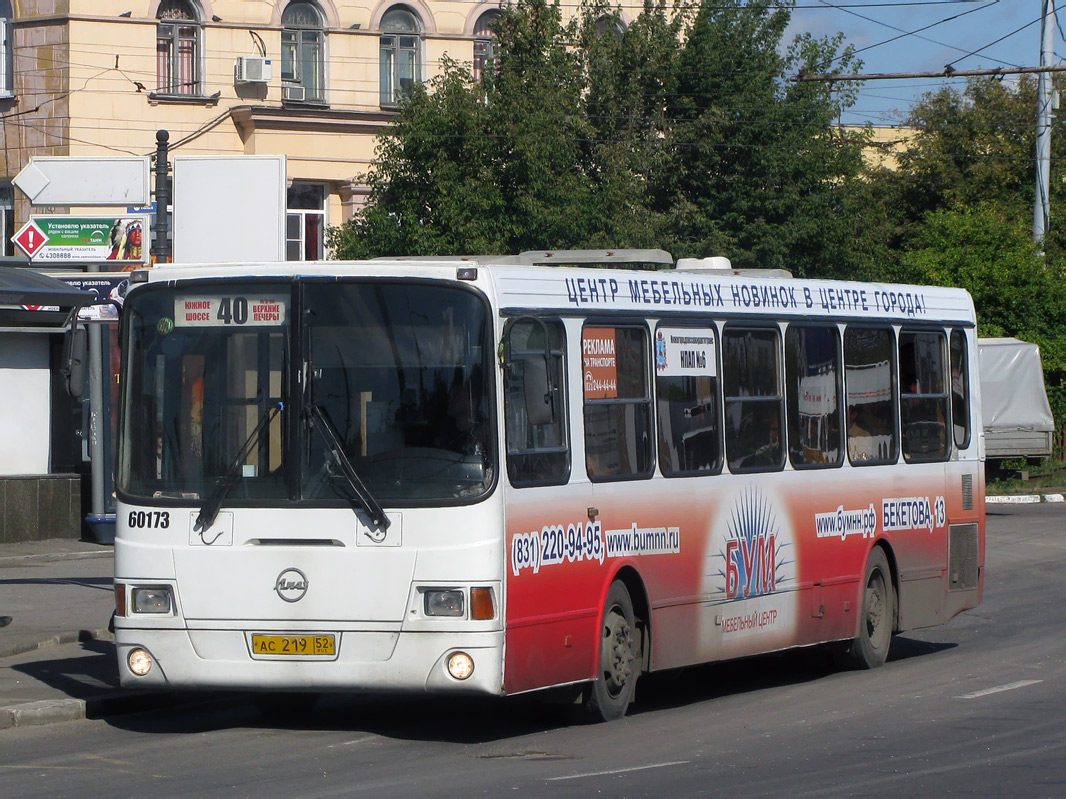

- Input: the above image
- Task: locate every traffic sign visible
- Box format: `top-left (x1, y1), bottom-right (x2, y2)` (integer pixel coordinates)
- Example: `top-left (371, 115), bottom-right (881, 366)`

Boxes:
top-left (12, 220), bottom-right (48, 257)
top-left (13, 156), bottom-right (150, 206)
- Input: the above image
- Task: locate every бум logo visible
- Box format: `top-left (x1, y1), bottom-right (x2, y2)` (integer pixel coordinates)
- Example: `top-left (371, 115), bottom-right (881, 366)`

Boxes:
top-left (720, 487), bottom-right (791, 600)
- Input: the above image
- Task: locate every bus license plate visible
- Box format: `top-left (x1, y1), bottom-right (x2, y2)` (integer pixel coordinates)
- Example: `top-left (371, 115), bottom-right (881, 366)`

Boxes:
top-left (251, 634), bottom-right (336, 657)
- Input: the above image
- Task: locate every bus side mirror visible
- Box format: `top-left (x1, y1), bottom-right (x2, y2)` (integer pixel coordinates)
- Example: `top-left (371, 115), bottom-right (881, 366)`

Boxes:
top-left (62, 324), bottom-right (88, 400)
top-left (521, 355), bottom-right (555, 426)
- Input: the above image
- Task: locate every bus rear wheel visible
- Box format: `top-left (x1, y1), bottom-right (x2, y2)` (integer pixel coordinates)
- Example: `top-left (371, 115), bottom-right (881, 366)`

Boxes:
top-left (845, 547), bottom-right (894, 669)
top-left (584, 580), bottom-right (639, 722)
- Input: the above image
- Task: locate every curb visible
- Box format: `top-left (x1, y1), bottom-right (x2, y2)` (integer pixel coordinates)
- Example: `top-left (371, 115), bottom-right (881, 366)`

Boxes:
top-left (0, 690), bottom-right (230, 731)
top-left (0, 628), bottom-right (113, 660)
top-left (986, 493), bottom-right (1065, 504)
top-left (0, 697), bottom-right (95, 730)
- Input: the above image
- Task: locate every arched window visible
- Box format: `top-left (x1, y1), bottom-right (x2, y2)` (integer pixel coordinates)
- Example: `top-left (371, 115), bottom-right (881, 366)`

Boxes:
top-left (594, 14), bottom-right (625, 37)
top-left (282, 1), bottom-right (325, 103)
top-left (472, 10), bottom-right (502, 84)
top-left (156, 1), bottom-right (202, 96)
top-left (379, 7), bottom-right (422, 108)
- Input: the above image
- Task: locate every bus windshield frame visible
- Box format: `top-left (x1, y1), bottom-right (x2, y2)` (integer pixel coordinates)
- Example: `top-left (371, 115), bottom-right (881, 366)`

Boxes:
top-left (117, 277), bottom-right (497, 509)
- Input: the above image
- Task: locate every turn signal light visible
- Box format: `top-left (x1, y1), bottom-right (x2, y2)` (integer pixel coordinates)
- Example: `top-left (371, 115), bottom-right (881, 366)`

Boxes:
top-left (470, 587), bottom-right (495, 620)
top-left (114, 584), bottom-right (127, 617)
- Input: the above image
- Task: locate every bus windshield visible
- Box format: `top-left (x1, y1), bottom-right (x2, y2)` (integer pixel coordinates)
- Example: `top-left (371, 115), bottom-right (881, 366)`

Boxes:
top-left (118, 279), bottom-right (495, 506)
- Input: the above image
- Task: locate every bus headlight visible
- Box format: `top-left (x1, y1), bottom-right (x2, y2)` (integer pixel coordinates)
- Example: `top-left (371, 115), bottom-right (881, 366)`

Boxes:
top-left (447, 651), bottom-right (474, 680)
top-left (128, 648), bottom-right (154, 676)
top-left (131, 586), bottom-right (173, 614)
top-left (424, 590), bottom-right (464, 617)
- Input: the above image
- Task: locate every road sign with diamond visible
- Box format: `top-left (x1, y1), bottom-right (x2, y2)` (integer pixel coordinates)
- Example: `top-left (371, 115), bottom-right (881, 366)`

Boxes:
top-left (12, 220), bottom-right (48, 257)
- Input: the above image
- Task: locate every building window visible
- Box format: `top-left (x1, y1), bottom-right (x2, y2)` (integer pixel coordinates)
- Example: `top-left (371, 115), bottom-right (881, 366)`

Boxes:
top-left (785, 325), bottom-right (842, 468)
top-left (286, 183), bottom-right (326, 261)
top-left (723, 327), bottom-right (784, 473)
top-left (0, 182), bottom-right (13, 256)
top-left (282, 1), bottom-right (325, 103)
top-left (593, 14), bottom-right (625, 37)
top-left (0, 1), bottom-right (12, 98)
top-left (583, 325), bottom-right (653, 481)
top-left (380, 7), bottom-right (422, 108)
top-left (472, 10), bottom-right (501, 84)
top-left (156, 1), bottom-right (201, 96)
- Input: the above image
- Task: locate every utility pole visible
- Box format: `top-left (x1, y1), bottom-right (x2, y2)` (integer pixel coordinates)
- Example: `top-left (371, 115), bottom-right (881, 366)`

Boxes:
top-left (1034, 0), bottom-right (1057, 245)
top-left (152, 129), bottom-right (171, 263)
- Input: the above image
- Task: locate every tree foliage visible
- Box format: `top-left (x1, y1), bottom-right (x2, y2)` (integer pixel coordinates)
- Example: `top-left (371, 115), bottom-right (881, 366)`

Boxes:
top-left (872, 78), bottom-right (1066, 427)
top-left (329, 0), bottom-right (868, 269)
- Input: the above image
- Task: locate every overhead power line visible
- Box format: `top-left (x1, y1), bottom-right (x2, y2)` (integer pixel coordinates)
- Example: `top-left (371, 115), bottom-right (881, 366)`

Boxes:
top-left (794, 64), bottom-right (1066, 82)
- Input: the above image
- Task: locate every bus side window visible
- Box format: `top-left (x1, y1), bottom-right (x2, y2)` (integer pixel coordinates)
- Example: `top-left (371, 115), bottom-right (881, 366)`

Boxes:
top-left (504, 319), bottom-right (570, 486)
top-left (723, 327), bottom-right (784, 473)
top-left (950, 329), bottom-right (970, 450)
top-left (844, 326), bottom-right (898, 466)
top-left (655, 324), bottom-right (722, 476)
top-left (899, 329), bottom-right (950, 462)
top-left (785, 325), bottom-right (843, 468)
top-left (582, 325), bottom-right (654, 480)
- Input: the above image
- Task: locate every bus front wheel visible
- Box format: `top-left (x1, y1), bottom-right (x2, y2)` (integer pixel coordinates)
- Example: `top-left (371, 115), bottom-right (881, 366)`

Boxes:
top-left (584, 580), bottom-right (639, 721)
top-left (845, 547), bottom-right (894, 669)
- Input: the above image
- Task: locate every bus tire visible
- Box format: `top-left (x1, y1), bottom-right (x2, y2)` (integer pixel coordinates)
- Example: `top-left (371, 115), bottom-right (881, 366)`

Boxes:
top-left (846, 547), bottom-right (894, 669)
top-left (584, 580), bottom-right (639, 722)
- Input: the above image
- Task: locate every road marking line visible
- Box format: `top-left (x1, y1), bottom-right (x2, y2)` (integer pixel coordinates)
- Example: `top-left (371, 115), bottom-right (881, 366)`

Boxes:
top-left (329, 736), bottom-right (377, 748)
top-left (956, 680), bottom-right (1042, 699)
top-left (547, 760), bottom-right (690, 781)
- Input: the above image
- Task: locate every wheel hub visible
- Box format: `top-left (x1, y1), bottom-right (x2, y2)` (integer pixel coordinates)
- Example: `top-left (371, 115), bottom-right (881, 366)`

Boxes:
top-left (603, 610), bottom-right (634, 695)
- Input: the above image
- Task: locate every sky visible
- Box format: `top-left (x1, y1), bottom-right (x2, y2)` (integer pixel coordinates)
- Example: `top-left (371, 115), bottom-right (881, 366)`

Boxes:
top-left (785, 0), bottom-right (1055, 125)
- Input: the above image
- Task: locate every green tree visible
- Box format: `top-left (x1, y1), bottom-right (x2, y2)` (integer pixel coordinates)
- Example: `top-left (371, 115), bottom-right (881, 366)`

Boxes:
top-left (577, 0), bottom-right (684, 248)
top-left (331, 0), bottom-right (867, 269)
top-left (331, 0), bottom-right (599, 258)
top-left (896, 78), bottom-right (1038, 216)
top-left (658, 0), bottom-right (868, 277)
top-left (898, 204), bottom-right (1066, 421)
top-left (874, 75), bottom-right (1066, 260)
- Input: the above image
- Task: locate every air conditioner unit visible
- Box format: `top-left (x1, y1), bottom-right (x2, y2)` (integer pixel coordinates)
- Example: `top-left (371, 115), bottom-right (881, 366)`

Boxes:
top-left (235, 56), bottom-right (272, 84)
top-left (282, 84), bottom-right (306, 102)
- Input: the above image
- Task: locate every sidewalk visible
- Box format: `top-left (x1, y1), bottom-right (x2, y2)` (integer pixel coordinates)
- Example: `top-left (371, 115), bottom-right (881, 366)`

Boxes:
top-left (0, 538), bottom-right (162, 730)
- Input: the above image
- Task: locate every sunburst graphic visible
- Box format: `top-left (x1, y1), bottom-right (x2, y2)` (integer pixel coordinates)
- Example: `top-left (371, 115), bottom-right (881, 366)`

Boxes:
top-left (709, 485), bottom-right (794, 599)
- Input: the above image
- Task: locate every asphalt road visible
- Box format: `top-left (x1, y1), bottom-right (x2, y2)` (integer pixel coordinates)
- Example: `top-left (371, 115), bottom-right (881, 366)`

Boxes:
top-left (1, 504), bottom-right (1063, 798)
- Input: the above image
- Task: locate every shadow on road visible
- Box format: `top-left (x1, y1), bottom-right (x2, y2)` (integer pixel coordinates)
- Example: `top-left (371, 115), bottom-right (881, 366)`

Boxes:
top-left (99, 632), bottom-right (958, 743)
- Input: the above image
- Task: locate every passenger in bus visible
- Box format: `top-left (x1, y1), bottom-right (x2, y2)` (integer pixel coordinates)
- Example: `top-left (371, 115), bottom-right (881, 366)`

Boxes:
top-left (847, 405), bottom-right (878, 462)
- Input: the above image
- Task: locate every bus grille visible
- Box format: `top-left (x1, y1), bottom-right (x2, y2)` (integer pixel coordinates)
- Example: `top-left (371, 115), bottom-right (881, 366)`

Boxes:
top-left (948, 523), bottom-right (979, 591)
top-left (961, 473), bottom-right (974, 510)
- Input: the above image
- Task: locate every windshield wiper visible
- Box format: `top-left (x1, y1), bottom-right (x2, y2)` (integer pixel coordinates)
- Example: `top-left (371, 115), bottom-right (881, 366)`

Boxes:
top-left (194, 402), bottom-right (283, 533)
top-left (305, 403), bottom-right (391, 531)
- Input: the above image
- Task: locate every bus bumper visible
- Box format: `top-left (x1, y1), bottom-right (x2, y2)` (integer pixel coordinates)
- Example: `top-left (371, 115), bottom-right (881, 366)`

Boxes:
top-left (115, 628), bottom-right (505, 697)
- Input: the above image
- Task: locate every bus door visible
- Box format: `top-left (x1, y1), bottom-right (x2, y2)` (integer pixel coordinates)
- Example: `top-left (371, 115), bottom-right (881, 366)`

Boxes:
top-left (896, 328), bottom-right (953, 622)
top-left (501, 317), bottom-right (594, 693)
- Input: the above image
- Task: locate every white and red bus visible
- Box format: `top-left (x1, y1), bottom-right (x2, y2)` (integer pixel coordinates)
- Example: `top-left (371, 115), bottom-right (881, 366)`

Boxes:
top-left (112, 251), bottom-right (984, 720)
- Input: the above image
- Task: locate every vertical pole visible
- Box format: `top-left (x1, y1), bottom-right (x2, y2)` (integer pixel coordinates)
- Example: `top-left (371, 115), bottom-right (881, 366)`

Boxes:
top-left (152, 129), bottom-right (171, 263)
top-left (87, 263), bottom-right (105, 526)
top-left (1034, 0), bottom-right (1056, 245)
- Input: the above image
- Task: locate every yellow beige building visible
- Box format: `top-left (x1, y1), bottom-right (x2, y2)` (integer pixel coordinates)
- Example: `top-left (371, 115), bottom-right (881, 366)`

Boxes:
top-left (0, 0), bottom-right (650, 259)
